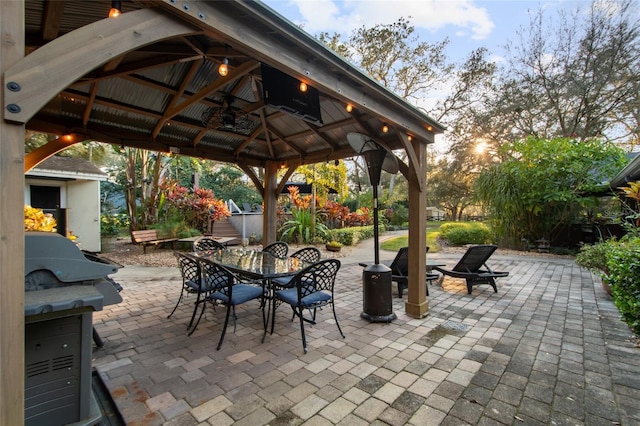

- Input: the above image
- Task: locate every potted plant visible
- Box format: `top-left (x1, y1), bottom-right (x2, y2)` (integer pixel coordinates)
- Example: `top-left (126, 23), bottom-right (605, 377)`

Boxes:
top-left (325, 240), bottom-right (342, 252)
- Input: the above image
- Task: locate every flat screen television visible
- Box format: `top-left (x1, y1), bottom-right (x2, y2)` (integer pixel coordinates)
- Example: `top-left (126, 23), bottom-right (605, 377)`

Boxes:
top-left (261, 64), bottom-right (323, 126)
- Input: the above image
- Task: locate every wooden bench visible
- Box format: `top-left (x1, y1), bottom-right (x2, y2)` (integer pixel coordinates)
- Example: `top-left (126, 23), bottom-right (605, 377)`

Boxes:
top-left (131, 230), bottom-right (179, 254)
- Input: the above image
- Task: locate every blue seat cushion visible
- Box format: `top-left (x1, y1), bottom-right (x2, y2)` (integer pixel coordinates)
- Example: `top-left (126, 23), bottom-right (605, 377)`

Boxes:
top-left (271, 276), bottom-right (293, 288)
top-left (210, 284), bottom-right (263, 305)
top-left (185, 279), bottom-right (203, 292)
top-left (276, 287), bottom-right (331, 307)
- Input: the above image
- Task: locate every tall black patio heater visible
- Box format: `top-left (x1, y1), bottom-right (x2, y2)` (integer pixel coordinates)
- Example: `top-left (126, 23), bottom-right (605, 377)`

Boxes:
top-left (347, 133), bottom-right (399, 322)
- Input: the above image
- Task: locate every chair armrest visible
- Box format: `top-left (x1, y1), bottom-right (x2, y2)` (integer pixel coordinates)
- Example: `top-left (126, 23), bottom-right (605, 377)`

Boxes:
top-left (433, 266), bottom-right (481, 279)
top-left (477, 268), bottom-right (509, 278)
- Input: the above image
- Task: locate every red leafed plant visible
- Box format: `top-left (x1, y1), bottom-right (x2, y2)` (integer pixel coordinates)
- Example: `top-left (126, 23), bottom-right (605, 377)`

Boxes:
top-left (323, 200), bottom-right (350, 229)
top-left (345, 207), bottom-right (373, 227)
top-left (162, 179), bottom-right (230, 232)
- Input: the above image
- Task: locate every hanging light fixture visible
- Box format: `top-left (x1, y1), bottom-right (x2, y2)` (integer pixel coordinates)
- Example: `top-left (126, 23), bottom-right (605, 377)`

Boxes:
top-left (108, 0), bottom-right (122, 18)
top-left (218, 57), bottom-right (229, 77)
top-left (218, 45), bottom-right (230, 76)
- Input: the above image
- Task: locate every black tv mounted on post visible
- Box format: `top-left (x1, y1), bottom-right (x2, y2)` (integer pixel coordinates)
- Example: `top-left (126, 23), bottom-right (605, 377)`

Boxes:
top-left (261, 63), bottom-right (323, 126)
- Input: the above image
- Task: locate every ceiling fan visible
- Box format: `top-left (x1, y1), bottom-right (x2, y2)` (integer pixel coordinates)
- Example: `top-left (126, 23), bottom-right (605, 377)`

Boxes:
top-left (201, 95), bottom-right (256, 133)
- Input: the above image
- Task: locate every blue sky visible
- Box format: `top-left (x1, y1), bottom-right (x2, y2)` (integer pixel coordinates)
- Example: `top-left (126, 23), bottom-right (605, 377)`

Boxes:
top-left (260, 0), bottom-right (594, 151)
top-left (261, 0), bottom-right (591, 64)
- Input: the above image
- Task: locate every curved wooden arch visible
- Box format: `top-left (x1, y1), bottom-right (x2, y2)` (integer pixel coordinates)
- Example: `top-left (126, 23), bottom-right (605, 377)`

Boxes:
top-left (24, 137), bottom-right (82, 172)
top-left (4, 8), bottom-right (197, 124)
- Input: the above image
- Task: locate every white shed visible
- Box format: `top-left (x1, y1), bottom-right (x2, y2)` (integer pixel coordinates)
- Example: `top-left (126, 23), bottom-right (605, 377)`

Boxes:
top-left (426, 206), bottom-right (445, 221)
top-left (25, 156), bottom-right (107, 252)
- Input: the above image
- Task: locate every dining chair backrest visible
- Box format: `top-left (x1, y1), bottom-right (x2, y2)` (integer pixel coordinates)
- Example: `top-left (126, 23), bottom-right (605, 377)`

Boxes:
top-left (290, 258), bottom-right (341, 300)
top-left (452, 244), bottom-right (498, 273)
top-left (389, 246), bottom-right (429, 277)
top-left (194, 237), bottom-right (225, 253)
top-left (168, 252), bottom-right (204, 323)
top-left (175, 252), bottom-right (201, 286)
top-left (290, 247), bottom-right (321, 263)
top-left (199, 258), bottom-right (234, 294)
top-left (389, 247), bottom-right (409, 277)
top-left (262, 241), bottom-right (289, 258)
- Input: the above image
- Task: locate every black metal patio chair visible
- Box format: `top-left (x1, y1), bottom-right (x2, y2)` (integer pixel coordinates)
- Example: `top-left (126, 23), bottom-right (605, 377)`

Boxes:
top-left (267, 258), bottom-right (344, 353)
top-left (194, 258), bottom-right (267, 349)
top-left (262, 241), bottom-right (289, 258)
top-left (193, 236), bottom-right (226, 253)
top-left (170, 252), bottom-right (205, 330)
top-left (271, 247), bottom-right (322, 288)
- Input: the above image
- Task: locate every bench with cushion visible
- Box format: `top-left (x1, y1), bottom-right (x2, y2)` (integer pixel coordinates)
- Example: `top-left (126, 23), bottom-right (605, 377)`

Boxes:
top-left (131, 229), bottom-right (178, 254)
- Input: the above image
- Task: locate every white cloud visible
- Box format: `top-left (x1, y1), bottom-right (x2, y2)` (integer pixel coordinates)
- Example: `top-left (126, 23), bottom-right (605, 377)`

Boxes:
top-left (287, 0), bottom-right (495, 40)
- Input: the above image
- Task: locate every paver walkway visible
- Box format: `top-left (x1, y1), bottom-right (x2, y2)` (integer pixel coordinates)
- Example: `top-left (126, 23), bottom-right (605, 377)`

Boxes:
top-left (93, 247), bottom-right (640, 425)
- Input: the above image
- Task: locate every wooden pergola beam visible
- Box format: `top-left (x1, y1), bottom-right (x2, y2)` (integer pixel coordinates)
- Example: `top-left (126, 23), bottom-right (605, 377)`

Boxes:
top-left (4, 8), bottom-right (198, 124)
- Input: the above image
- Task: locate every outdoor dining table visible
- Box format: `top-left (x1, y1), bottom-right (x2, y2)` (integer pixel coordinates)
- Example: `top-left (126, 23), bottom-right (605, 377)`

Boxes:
top-left (193, 247), bottom-right (311, 280)
top-left (191, 248), bottom-right (313, 334)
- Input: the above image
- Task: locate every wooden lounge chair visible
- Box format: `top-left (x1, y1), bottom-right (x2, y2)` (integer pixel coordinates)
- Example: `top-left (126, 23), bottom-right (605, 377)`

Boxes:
top-left (433, 244), bottom-right (509, 294)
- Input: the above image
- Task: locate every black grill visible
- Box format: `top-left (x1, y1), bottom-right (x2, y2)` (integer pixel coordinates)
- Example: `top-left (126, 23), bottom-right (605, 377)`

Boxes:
top-left (24, 231), bottom-right (123, 426)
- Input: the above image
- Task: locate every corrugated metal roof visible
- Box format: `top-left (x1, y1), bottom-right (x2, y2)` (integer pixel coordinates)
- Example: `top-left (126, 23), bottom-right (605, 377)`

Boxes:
top-left (22, 0), bottom-right (445, 169)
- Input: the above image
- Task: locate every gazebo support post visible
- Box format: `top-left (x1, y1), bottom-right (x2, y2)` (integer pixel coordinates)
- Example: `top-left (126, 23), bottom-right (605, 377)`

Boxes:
top-left (1, 0), bottom-right (26, 423)
top-left (262, 160), bottom-right (279, 245)
top-left (405, 137), bottom-right (429, 318)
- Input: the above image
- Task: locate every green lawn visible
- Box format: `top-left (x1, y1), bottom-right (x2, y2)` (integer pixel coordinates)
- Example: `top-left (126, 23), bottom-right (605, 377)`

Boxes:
top-left (380, 221), bottom-right (444, 252)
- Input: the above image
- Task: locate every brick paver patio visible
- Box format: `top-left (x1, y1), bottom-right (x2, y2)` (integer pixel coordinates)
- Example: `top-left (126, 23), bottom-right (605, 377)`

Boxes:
top-left (93, 253), bottom-right (640, 425)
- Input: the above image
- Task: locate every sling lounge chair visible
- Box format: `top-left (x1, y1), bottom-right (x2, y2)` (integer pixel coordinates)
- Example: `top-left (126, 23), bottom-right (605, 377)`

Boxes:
top-left (433, 244), bottom-right (509, 294)
top-left (359, 247), bottom-right (438, 298)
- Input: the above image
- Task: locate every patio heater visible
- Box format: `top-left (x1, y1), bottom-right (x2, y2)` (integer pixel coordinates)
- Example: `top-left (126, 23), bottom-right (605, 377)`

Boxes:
top-left (347, 132), bottom-right (399, 322)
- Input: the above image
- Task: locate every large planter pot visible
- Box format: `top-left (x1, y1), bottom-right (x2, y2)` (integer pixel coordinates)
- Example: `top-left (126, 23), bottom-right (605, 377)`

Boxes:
top-left (101, 236), bottom-right (118, 253)
top-left (325, 244), bottom-right (341, 252)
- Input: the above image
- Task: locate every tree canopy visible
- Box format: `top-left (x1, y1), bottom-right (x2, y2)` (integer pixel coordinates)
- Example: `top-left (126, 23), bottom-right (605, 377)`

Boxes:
top-left (475, 137), bottom-right (627, 247)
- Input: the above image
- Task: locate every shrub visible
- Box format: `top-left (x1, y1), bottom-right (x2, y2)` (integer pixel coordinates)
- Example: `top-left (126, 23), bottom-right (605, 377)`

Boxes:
top-left (101, 213), bottom-right (128, 236)
top-left (385, 204), bottom-right (408, 226)
top-left (328, 224), bottom-right (383, 246)
top-left (155, 221), bottom-right (200, 238)
top-left (576, 241), bottom-right (612, 275)
top-left (576, 236), bottom-right (640, 335)
top-left (606, 238), bottom-right (640, 335)
top-left (439, 222), bottom-right (492, 246)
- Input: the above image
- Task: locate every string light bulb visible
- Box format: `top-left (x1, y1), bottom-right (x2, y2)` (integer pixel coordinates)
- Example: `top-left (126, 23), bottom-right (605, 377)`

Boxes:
top-left (218, 57), bottom-right (229, 77)
top-left (407, 135), bottom-right (412, 142)
top-left (299, 81), bottom-right (308, 93)
top-left (345, 104), bottom-right (353, 113)
top-left (108, 0), bottom-right (121, 18)
top-left (382, 123), bottom-right (389, 133)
